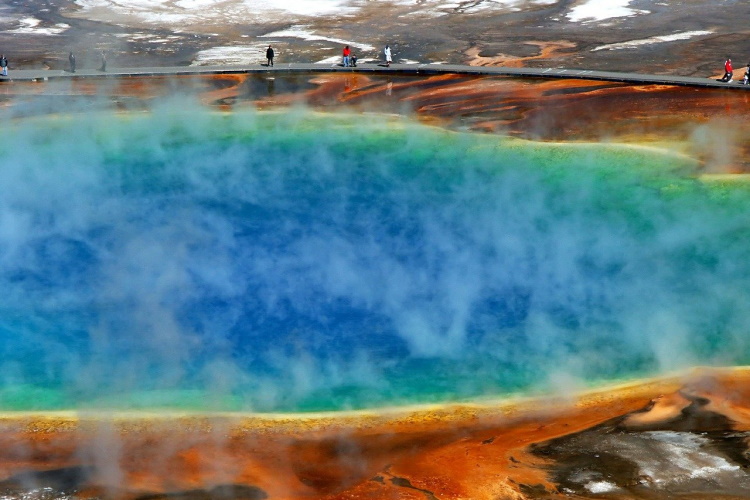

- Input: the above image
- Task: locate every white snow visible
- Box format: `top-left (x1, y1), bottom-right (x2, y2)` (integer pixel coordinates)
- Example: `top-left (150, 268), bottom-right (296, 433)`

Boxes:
top-left (601, 431), bottom-right (743, 489)
top-left (191, 44), bottom-right (275, 66)
top-left (585, 481), bottom-right (618, 494)
top-left (260, 25), bottom-right (375, 51)
top-left (313, 56), bottom-right (379, 64)
top-left (315, 55), bottom-right (345, 65)
top-left (592, 30), bottom-right (713, 51)
top-left (127, 32), bottom-right (182, 41)
top-left (6, 17), bottom-right (70, 35)
top-left (73, 0), bottom-right (354, 25)
top-left (644, 432), bottom-right (740, 480)
top-left (174, 0), bottom-right (226, 8)
top-left (72, 0), bottom-right (572, 27)
top-left (391, 0), bottom-right (556, 16)
top-left (461, 0), bottom-right (557, 13)
top-left (567, 0), bottom-right (648, 23)
top-left (390, 0), bottom-right (556, 11)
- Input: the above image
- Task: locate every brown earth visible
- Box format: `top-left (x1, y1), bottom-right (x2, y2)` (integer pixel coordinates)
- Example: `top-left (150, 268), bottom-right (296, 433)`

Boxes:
top-left (2, 36), bottom-right (750, 500)
top-left (2, 72), bottom-right (749, 172)
top-left (0, 0), bottom-right (749, 77)
top-left (2, 368), bottom-right (750, 499)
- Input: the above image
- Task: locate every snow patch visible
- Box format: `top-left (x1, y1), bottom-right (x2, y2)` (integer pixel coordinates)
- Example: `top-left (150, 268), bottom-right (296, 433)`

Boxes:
top-left (644, 432), bottom-right (741, 481)
top-left (7, 17), bottom-right (70, 35)
top-left (71, 0), bottom-right (575, 27)
top-left (73, 0), bottom-right (353, 25)
top-left (592, 30), bottom-right (713, 51)
top-left (390, 0), bottom-right (555, 11)
top-left (567, 0), bottom-right (648, 23)
top-left (606, 431), bottom-right (743, 488)
top-left (461, 0), bottom-right (557, 13)
top-left (585, 481), bottom-right (618, 494)
top-left (260, 25), bottom-right (375, 51)
top-left (391, 0), bottom-right (556, 16)
top-left (126, 32), bottom-right (184, 43)
top-left (315, 55), bottom-right (344, 65)
top-left (191, 44), bottom-right (274, 66)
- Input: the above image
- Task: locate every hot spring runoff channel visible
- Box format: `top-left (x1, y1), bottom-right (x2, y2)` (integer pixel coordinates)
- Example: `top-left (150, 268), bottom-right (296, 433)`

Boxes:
top-left (2, 109), bottom-right (750, 412)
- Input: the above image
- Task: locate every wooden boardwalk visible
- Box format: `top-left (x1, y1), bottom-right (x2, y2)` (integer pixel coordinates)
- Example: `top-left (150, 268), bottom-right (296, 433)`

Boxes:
top-left (0, 62), bottom-right (747, 90)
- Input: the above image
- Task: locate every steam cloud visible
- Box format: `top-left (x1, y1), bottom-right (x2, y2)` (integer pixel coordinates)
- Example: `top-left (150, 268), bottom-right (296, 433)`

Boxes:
top-left (1, 102), bottom-right (749, 412)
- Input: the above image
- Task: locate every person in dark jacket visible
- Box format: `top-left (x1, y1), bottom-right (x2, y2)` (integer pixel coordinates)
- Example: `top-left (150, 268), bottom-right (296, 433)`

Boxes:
top-left (69, 52), bottom-right (76, 73)
top-left (266, 45), bottom-right (274, 67)
top-left (0, 55), bottom-right (7, 77)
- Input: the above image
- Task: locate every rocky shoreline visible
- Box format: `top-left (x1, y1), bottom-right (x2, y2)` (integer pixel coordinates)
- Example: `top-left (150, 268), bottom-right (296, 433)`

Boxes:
top-left (1, 368), bottom-right (750, 499)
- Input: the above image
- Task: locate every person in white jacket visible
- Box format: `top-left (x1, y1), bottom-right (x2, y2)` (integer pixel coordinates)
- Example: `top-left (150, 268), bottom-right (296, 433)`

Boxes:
top-left (384, 45), bottom-right (392, 67)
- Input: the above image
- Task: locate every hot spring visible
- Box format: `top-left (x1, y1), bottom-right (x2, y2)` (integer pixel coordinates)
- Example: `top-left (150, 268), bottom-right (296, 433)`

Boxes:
top-left (2, 106), bottom-right (750, 413)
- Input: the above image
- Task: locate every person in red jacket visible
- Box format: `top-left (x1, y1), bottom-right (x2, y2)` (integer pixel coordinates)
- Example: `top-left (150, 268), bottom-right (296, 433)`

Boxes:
top-left (721, 57), bottom-right (733, 82)
top-left (342, 45), bottom-right (351, 67)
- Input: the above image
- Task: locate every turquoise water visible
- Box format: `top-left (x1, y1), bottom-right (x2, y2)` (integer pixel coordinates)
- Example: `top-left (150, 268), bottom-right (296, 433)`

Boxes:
top-left (2, 107), bottom-right (750, 412)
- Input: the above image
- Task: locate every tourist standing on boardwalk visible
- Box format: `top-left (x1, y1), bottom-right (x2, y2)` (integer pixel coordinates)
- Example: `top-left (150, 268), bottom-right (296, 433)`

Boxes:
top-left (342, 45), bottom-right (351, 67)
top-left (0, 55), bottom-right (7, 76)
top-left (69, 52), bottom-right (76, 73)
top-left (384, 45), bottom-right (392, 67)
top-left (266, 45), bottom-right (274, 67)
top-left (100, 51), bottom-right (106, 72)
top-left (720, 57), bottom-right (733, 82)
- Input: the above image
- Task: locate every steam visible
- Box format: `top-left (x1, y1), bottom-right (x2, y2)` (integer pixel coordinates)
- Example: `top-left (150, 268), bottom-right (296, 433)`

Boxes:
top-left (1, 102), bottom-right (749, 412)
top-left (689, 119), bottom-right (742, 173)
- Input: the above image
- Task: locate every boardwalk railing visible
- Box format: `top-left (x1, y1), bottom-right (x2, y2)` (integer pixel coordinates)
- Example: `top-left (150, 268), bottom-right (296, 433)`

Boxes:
top-left (0, 63), bottom-right (747, 90)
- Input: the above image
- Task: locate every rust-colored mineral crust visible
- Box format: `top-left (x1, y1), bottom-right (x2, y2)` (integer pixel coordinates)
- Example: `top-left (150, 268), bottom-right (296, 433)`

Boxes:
top-left (2, 369), bottom-right (749, 499)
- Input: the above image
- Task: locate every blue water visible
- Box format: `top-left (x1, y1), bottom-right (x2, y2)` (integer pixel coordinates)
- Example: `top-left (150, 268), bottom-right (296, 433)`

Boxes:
top-left (1, 108), bottom-right (750, 412)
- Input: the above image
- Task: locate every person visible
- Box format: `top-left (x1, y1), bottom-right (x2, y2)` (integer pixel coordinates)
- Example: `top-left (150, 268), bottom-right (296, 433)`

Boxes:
top-left (743, 61), bottom-right (750, 85)
top-left (342, 45), bottom-right (351, 67)
top-left (69, 51), bottom-right (76, 73)
top-left (384, 44), bottom-right (392, 67)
top-left (266, 45), bottom-right (274, 67)
top-left (0, 54), bottom-right (7, 77)
top-left (99, 51), bottom-right (106, 72)
top-left (351, 53), bottom-right (357, 67)
top-left (720, 57), bottom-right (732, 82)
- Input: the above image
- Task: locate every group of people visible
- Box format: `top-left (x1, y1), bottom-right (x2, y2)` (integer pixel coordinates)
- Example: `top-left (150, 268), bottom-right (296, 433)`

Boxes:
top-left (342, 45), bottom-right (355, 67)
top-left (0, 51), bottom-right (108, 76)
top-left (343, 44), bottom-right (391, 67)
top-left (2, 47), bottom-right (746, 84)
top-left (719, 57), bottom-right (750, 84)
top-left (67, 51), bottom-right (105, 72)
top-left (263, 43), bottom-right (393, 68)
top-left (0, 45), bottom-right (390, 75)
